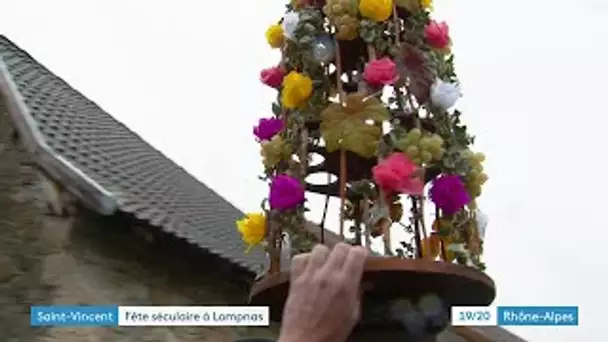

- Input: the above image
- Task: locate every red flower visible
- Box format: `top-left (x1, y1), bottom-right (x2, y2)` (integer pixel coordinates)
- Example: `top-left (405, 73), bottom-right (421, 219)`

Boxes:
top-left (372, 152), bottom-right (424, 196)
top-left (260, 66), bottom-right (285, 88)
top-left (363, 57), bottom-right (399, 88)
top-left (424, 20), bottom-right (450, 49)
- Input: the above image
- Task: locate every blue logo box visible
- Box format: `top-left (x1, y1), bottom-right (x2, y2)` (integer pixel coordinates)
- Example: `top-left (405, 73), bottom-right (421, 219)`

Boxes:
top-left (31, 306), bottom-right (119, 327)
top-left (497, 306), bottom-right (578, 326)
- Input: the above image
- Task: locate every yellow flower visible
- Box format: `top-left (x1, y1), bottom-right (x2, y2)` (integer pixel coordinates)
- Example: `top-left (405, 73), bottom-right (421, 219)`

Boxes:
top-left (236, 213), bottom-right (266, 252)
top-left (421, 0), bottom-right (432, 9)
top-left (359, 0), bottom-right (393, 22)
top-left (281, 71), bottom-right (313, 109)
top-left (265, 24), bottom-right (284, 49)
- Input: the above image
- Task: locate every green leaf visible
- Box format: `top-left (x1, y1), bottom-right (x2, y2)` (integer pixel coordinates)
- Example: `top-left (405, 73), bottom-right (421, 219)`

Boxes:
top-left (320, 94), bottom-right (390, 158)
top-left (272, 103), bottom-right (282, 115)
top-left (299, 35), bottom-right (314, 45)
top-left (303, 23), bottom-right (316, 33)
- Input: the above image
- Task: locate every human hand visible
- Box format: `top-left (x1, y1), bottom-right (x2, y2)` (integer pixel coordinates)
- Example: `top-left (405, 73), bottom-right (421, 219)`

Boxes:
top-left (278, 243), bottom-right (368, 342)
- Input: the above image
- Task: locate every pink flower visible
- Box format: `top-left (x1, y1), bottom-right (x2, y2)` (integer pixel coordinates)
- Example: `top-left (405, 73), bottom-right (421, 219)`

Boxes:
top-left (254, 117), bottom-right (284, 141)
top-left (424, 20), bottom-right (450, 49)
top-left (372, 152), bottom-right (424, 196)
top-left (260, 66), bottom-right (285, 88)
top-left (362, 57), bottom-right (399, 87)
top-left (269, 174), bottom-right (306, 211)
top-left (429, 174), bottom-right (470, 215)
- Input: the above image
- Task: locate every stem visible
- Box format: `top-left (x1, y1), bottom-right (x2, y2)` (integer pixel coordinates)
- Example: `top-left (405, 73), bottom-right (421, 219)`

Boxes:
top-left (267, 213), bottom-right (280, 274)
top-left (418, 168), bottom-right (428, 249)
top-left (436, 207), bottom-right (448, 261)
top-left (335, 41), bottom-right (345, 100)
top-left (411, 197), bottom-right (423, 259)
top-left (362, 198), bottom-right (372, 251)
top-left (335, 40), bottom-right (347, 239)
top-left (339, 148), bottom-right (347, 238)
top-left (367, 44), bottom-right (377, 60)
top-left (392, 3), bottom-right (401, 47)
top-left (299, 126), bottom-right (309, 179)
top-left (378, 190), bottom-right (391, 255)
top-left (354, 201), bottom-right (362, 245)
top-left (319, 173), bottom-right (331, 244)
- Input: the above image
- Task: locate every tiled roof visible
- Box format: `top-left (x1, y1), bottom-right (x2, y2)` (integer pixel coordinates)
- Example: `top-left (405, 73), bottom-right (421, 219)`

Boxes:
top-left (0, 35), bottom-right (267, 274)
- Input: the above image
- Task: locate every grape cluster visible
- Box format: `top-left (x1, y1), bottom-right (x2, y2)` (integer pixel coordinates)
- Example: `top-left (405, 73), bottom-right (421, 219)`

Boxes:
top-left (397, 128), bottom-right (445, 165)
top-left (323, 0), bottom-right (359, 40)
top-left (463, 150), bottom-right (488, 199)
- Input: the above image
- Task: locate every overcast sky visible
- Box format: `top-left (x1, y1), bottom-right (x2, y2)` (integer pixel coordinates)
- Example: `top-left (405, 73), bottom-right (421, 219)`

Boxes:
top-left (1, 0), bottom-right (606, 341)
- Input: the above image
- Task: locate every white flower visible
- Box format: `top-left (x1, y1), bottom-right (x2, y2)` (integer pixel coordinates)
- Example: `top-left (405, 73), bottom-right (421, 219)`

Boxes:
top-left (474, 209), bottom-right (489, 241)
top-left (282, 11), bottom-right (300, 40)
top-left (430, 78), bottom-right (461, 111)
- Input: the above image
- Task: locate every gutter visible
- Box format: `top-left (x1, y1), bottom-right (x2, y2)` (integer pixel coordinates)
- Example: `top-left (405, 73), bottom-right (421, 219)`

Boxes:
top-left (0, 58), bottom-right (117, 215)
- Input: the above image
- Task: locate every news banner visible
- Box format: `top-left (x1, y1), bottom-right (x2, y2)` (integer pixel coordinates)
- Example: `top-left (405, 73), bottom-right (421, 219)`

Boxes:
top-left (29, 305), bottom-right (578, 327)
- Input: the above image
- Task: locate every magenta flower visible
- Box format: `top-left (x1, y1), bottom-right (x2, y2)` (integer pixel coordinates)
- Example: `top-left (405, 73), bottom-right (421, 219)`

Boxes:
top-left (429, 174), bottom-right (470, 215)
top-left (253, 117), bottom-right (284, 141)
top-left (260, 66), bottom-right (285, 88)
top-left (269, 174), bottom-right (306, 211)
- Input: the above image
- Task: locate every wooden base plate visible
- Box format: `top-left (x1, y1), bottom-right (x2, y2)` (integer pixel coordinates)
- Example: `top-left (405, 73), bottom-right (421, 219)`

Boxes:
top-left (250, 257), bottom-right (495, 338)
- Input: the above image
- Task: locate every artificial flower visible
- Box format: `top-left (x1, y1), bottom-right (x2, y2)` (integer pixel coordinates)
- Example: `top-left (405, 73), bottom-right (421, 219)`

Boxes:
top-left (359, 0), bottom-right (393, 22)
top-left (424, 20), bottom-right (450, 49)
top-left (430, 78), bottom-right (461, 111)
top-left (474, 209), bottom-right (488, 241)
top-left (282, 11), bottom-right (301, 40)
top-left (429, 174), bottom-right (470, 215)
top-left (260, 66), bottom-right (285, 89)
top-left (312, 34), bottom-right (336, 64)
top-left (261, 135), bottom-right (292, 169)
top-left (236, 212), bottom-right (266, 252)
top-left (281, 71), bottom-right (313, 109)
top-left (254, 117), bottom-right (284, 141)
top-left (363, 57), bottom-right (399, 88)
top-left (269, 174), bottom-right (306, 211)
top-left (320, 93), bottom-right (389, 158)
top-left (265, 24), bottom-right (285, 48)
top-left (372, 152), bottom-right (424, 196)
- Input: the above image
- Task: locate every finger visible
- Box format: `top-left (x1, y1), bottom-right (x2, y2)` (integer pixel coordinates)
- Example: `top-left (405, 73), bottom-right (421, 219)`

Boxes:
top-left (320, 242), bottom-right (350, 275)
top-left (290, 253), bottom-right (309, 283)
top-left (305, 244), bottom-right (330, 273)
top-left (342, 246), bottom-right (368, 285)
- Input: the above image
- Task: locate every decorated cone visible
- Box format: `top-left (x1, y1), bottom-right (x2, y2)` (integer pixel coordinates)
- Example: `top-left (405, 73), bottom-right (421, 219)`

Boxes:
top-left (244, 1), bottom-right (496, 340)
